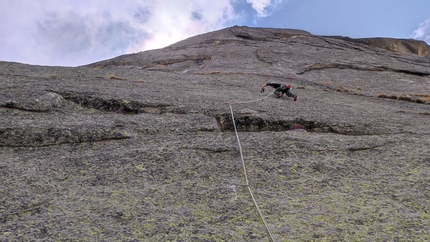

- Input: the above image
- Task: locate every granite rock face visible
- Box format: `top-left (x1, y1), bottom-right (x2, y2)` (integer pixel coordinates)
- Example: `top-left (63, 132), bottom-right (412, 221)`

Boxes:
top-left (1, 26), bottom-right (430, 241)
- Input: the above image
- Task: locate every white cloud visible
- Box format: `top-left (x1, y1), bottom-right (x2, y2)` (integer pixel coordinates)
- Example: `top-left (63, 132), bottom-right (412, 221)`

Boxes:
top-left (411, 18), bottom-right (430, 44)
top-left (246, 0), bottom-right (271, 17)
top-left (246, 0), bottom-right (285, 18)
top-left (0, 0), bottom-right (240, 66)
top-left (127, 0), bottom-right (239, 53)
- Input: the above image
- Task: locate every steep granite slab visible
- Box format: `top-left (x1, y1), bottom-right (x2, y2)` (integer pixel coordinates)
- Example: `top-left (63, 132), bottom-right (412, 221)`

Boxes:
top-left (1, 26), bottom-right (430, 241)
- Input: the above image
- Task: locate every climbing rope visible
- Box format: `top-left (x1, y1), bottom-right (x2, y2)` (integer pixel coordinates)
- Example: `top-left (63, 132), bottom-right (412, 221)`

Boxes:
top-left (228, 103), bottom-right (277, 242)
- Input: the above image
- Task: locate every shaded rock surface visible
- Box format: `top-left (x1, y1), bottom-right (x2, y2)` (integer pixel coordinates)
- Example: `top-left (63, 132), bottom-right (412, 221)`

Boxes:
top-left (1, 26), bottom-right (430, 241)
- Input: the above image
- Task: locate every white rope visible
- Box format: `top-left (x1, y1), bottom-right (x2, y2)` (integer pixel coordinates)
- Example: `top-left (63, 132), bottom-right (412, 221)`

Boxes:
top-left (229, 104), bottom-right (277, 242)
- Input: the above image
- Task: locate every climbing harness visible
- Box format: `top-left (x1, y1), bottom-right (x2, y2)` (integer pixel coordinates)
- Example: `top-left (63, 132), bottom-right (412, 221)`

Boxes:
top-left (228, 101), bottom-right (277, 242)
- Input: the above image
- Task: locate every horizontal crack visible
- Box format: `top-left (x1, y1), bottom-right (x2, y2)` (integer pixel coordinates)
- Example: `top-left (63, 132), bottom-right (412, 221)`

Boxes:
top-left (1, 136), bottom-right (131, 148)
top-left (216, 114), bottom-right (318, 132)
top-left (0, 126), bottom-right (131, 147)
top-left (192, 147), bottom-right (233, 153)
top-left (0, 104), bottom-right (50, 112)
top-left (297, 62), bottom-right (430, 77)
top-left (215, 113), bottom-right (379, 135)
top-left (52, 90), bottom-right (182, 115)
top-left (347, 146), bottom-right (381, 152)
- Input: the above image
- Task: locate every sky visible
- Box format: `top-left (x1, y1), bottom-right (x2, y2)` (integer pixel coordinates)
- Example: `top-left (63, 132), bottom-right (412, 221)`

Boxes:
top-left (1, 0), bottom-right (430, 67)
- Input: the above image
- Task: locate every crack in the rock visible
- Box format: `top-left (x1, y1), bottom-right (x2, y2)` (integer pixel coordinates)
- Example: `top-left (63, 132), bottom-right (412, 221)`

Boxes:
top-left (0, 126), bottom-right (131, 147)
top-left (189, 147), bottom-right (234, 153)
top-left (55, 91), bottom-right (184, 115)
top-left (297, 62), bottom-right (430, 77)
top-left (216, 114), bottom-right (318, 132)
top-left (0, 103), bottom-right (49, 112)
top-left (1, 136), bottom-right (131, 148)
top-left (215, 113), bottom-right (378, 135)
top-left (347, 146), bottom-right (381, 152)
top-left (152, 55), bottom-right (212, 67)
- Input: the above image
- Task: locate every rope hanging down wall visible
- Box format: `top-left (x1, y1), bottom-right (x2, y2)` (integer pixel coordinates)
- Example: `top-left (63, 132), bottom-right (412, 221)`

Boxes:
top-left (228, 102), bottom-right (277, 242)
